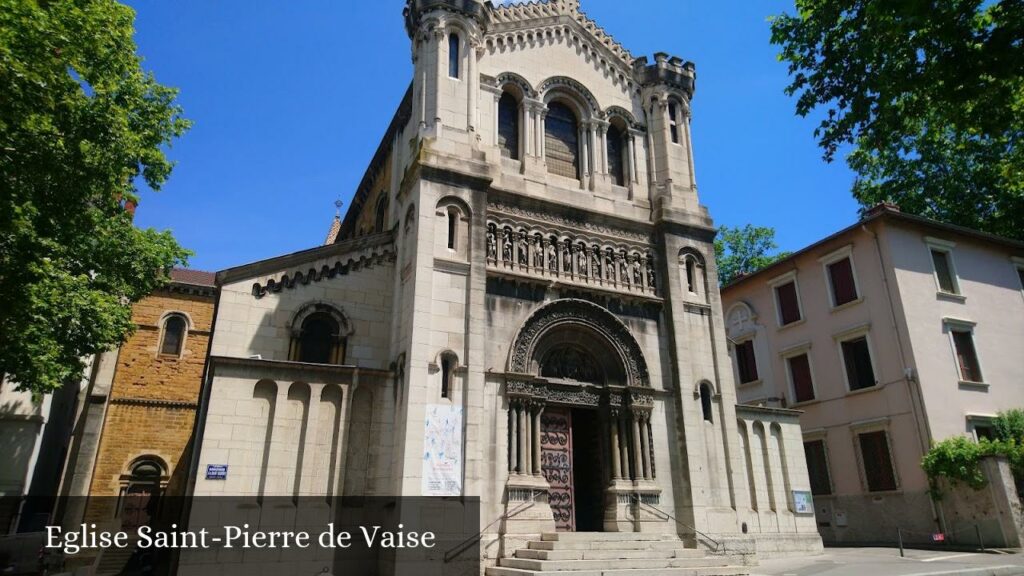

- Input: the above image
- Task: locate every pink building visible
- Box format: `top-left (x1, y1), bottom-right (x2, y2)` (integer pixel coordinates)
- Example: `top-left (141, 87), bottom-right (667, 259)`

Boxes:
top-left (721, 205), bottom-right (1024, 545)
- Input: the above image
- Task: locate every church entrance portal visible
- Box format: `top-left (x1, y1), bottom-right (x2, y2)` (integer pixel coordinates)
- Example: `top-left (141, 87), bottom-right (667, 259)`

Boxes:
top-left (540, 407), bottom-right (605, 532)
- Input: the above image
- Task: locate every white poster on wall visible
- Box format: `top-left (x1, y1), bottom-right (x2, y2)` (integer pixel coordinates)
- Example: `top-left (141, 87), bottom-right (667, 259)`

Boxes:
top-left (421, 404), bottom-right (463, 496)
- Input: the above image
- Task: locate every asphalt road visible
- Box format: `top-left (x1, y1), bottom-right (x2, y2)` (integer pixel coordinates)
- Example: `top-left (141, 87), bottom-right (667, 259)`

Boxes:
top-left (751, 547), bottom-right (1024, 576)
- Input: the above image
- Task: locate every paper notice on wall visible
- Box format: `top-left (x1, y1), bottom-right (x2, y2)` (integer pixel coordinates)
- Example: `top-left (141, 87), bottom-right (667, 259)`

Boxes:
top-left (421, 404), bottom-right (463, 496)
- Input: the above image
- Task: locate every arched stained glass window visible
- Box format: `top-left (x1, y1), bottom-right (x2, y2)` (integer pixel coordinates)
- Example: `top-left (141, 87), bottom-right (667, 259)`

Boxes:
top-left (498, 92), bottom-right (520, 159)
top-left (545, 101), bottom-right (579, 179)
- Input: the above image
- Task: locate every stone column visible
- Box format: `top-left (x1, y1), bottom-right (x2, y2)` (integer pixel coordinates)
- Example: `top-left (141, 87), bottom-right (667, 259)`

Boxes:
top-left (579, 123), bottom-right (590, 188)
top-left (631, 411), bottom-right (643, 482)
top-left (609, 412), bottom-right (622, 479)
top-left (532, 403), bottom-right (543, 476)
top-left (627, 132), bottom-right (638, 183)
top-left (517, 401), bottom-right (527, 475)
top-left (683, 108), bottom-right (696, 189)
top-left (508, 401), bottom-right (517, 472)
top-left (523, 401), bottom-right (532, 476)
top-left (433, 27), bottom-right (446, 128)
top-left (492, 93), bottom-right (501, 147)
top-left (536, 106), bottom-right (546, 158)
top-left (599, 124), bottom-right (608, 175)
top-left (467, 41), bottom-right (479, 132)
top-left (522, 102), bottom-right (532, 157)
top-left (619, 417), bottom-right (631, 479)
top-left (646, 417), bottom-right (656, 479)
top-left (639, 412), bottom-right (652, 480)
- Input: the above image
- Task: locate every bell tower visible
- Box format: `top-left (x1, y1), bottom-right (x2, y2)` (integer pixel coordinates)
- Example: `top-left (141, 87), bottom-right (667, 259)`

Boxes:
top-left (404, 0), bottom-right (487, 142)
top-left (636, 53), bottom-right (701, 220)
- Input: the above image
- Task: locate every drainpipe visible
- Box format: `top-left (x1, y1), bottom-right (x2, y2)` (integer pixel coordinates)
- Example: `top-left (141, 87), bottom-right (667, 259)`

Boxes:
top-left (862, 223), bottom-right (941, 532)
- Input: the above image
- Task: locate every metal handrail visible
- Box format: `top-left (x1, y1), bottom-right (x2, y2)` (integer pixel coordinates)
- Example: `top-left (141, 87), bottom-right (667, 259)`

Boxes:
top-left (443, 491), bottom-right (538, 563)
top-left (629, 494), bottom-right (724, 554)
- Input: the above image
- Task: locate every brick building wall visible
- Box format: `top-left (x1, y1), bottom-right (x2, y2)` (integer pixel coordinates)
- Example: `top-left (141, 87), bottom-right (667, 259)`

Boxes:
top-left (83, 279), bottom-right (215, 525)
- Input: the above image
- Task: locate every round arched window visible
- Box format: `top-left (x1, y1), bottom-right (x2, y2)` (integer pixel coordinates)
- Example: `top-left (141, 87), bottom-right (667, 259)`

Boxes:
top-left (160, 315), bottom-right (187, 356)
top-left (297, 312), bottom-right (340, 364)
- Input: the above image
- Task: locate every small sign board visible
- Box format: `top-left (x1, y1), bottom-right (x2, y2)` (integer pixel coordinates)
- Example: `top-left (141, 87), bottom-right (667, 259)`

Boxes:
top-left (932, 533), bottom-right (946, 542)
top-left (205, 464), bottom-right (228, 480)
top-left (792, 490), bottom-right (814, 514)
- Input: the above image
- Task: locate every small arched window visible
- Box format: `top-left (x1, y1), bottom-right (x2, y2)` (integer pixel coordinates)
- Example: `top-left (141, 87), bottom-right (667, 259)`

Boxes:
top-left (607, 122), bottom-right (626, 186)
top-left (294, 312), bottom-right (344, 364)
top-left (446, 207), bottom-right (458, 250)
top-left (448, 33), bottom-right (460, 79)
top-left (440, 353), bottom-right (457, 399)
top-left (545, 101), bottom-right (580, 179)
top-left (699, 383), bottom-right (714, 422)
top-left (374, 195), bottom-right (389, 233)
top-left (160, 315), bottom-right (187, 357)
top-left (668, 102), bottom-right (680, 144)
top-left (498, 92), bottom-right (520, 159)
top-left (685, 257), bottom-right (697, 293)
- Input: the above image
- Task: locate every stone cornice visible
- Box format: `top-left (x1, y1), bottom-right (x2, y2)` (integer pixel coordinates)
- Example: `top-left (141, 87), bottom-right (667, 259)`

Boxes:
top-left (110, 397), bottom-right (198, 409)
top-left (209, 356), bottom-right (391, 384)
top-left (487, 191), bottom-right (654, 245)
top-left (216, 232), bottom-right (395, 293)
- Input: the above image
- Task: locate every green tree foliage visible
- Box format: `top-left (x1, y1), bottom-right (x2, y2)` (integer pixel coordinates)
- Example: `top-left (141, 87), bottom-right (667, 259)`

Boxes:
top-left (714, 225), bottom-right (792, 286)
top-left (922, 435), bottom-right (1024, 497)
top-left (770, 0), bottom-right (1024, 240)
top-left (1, 0), bottom-right (191, 394)
top-left (993, 409), bottom-right (1024, 442)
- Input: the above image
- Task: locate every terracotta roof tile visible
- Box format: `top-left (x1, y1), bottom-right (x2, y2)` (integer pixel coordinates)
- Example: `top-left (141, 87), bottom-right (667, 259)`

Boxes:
top-left (170, 268), bottom-right (216, 287)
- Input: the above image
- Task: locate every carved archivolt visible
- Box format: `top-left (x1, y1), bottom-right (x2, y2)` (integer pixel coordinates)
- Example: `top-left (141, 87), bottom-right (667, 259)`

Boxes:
top-left (488, 201), bottom-right (651, 243)
top-left (508, 299), bottom-right (650, 387)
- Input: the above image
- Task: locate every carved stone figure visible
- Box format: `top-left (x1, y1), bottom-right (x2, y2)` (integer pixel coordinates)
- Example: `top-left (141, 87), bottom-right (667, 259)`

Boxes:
top-left (502, 229), bottom-right (513, 262)
top-left (486, 226), bottom-right (497, 260)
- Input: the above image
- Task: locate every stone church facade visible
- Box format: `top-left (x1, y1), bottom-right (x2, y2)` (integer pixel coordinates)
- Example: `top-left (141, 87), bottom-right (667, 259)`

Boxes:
top-left (189, 0), bottom-right (822, 570)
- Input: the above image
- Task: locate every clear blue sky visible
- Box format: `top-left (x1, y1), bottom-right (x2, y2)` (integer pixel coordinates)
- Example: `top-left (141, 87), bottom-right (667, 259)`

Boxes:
top-left (126, 0), bottom-right (860, 272)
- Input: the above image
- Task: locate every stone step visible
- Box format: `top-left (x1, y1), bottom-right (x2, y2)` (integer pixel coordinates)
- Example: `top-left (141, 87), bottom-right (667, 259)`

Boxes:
top-left (527, 539), bottom-right (702, 553)
top-left (486, 566), bottom-right (748, 576)
top-left (516, 548), bottom-right (705, 561)
top-left (540, 532), bottom-right (677, 542)
top-left (499, 556), bottom-right (734, 571)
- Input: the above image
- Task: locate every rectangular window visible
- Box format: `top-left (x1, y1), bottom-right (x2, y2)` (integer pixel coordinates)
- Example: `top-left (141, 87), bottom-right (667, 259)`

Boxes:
top-left (972, 422), bottom-right (996, 441)
top-left (804, 440), bottom-right (832, 496)
top-left (952, 329), bottom-right (983, 383)
top-left (775, 281), bottom-right (802, 326)
top-left (788, 353), bottom-right (815, 403)
top-left (841, 336), bottom-right (876, 391)
top-left (668, 102), bottom-right (680, 144)
top-left (735, 340), bottom-right (759, 384)
top-left (448, 34), bottom-right (460, 79)
top-left (828, 257), bottom-right (858, 306)
top-left (858, 430), bottom-right (897, 492)
top-left (931, 249), bottom-right (957, 294)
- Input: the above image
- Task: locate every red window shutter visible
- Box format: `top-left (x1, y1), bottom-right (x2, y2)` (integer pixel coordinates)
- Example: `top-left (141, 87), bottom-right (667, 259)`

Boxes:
top-left (803, 440), bottom-right (832, 496)
top-left (736, 341), bottom-right (759, 384)
top-left (776, 282), bottom-right (801, 325)
top-left (828, 258), bottom-right (857, 306)
top-left (788, 354), bottom-right (814, 403)
top-left (952, 331), bottom-right (982, 382)
top-left (931, 250), bottom-right (956, 293)
top-left (859, 431), bottom-right (897, 491)
top-left (742, 341), bottom-right (758, 382)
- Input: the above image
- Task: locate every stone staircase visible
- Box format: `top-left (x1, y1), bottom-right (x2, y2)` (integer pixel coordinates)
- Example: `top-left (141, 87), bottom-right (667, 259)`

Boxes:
top-left (487, 532), bottom-right (749, 576)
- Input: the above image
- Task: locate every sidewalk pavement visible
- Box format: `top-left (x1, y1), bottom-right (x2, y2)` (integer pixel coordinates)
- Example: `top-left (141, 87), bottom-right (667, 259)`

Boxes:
top-left (750, 547), bottom-right (1024, 576)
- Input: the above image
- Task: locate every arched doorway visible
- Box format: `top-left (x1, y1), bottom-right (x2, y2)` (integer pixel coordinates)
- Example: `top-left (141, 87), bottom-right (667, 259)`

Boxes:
top-left (119, 458), bottom-right (166, 530)
top-left (505, 299), bottom-right (655, 533)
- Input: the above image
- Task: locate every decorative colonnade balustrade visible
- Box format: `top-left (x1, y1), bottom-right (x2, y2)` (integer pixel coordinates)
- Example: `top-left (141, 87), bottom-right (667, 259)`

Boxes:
top-left (486, 221), bottom-right (658, 296)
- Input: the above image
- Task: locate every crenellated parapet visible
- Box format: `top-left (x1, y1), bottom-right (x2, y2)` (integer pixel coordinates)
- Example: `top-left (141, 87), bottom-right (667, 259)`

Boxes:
top-left (633, 52), bottom-right (696, 99)
top-left (403, 0), bottom-right (488, 38)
